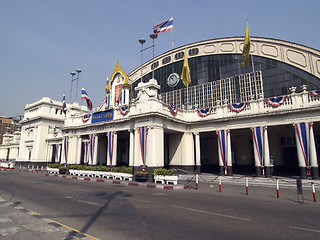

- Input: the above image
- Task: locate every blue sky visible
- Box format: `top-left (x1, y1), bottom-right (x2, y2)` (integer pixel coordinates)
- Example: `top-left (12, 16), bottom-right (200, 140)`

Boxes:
top-left (1, 0), bottom-right (319, 116)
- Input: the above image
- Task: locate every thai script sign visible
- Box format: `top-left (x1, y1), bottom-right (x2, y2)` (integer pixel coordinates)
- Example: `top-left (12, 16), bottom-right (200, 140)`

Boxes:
top-left (92, 109), bottom-right (114, 123)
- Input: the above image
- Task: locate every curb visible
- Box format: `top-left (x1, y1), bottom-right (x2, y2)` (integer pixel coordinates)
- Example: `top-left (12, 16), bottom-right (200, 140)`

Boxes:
top-left (39, 171), bottom-right (190, 190)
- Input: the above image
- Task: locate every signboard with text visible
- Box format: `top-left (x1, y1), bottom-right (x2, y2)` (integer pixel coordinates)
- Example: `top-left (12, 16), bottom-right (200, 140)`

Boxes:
top-left (92, 109), bottom-right (114, 123)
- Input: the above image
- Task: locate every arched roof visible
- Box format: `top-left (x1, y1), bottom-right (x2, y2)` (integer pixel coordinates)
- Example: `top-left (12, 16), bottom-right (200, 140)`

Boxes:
top-left (128, 36), bottom-right (320, 83)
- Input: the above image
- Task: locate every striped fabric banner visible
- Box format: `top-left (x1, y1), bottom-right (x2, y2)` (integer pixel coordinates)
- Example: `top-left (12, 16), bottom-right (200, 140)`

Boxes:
top-left (107, 132), bottom-right (114, 166)
top-left (252, 127), bottom-right (266, 174)
top-left (64, 136), bottom-right (69, 164)
top-left (295, 123), bottom-right (311, 174)
top-left (217, 130), bottom-right (229, 175)
top-left (89, 134), bottom-right (95, 165)
top-left (139, 127), bottom-right (148, 166)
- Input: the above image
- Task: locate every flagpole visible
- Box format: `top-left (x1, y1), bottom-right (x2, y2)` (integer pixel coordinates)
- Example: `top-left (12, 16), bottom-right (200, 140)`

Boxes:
top-left (248, 21), bottom-right (258, 100)
top-left (171, 13), bottom-right (174, 73)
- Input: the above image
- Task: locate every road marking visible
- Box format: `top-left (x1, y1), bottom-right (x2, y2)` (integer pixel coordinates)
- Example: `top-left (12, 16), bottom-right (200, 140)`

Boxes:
top-left (65, 196), bottom-right (103, 206)
top-left (26, 209), bottom-right (100, 240)
top-left (171, 205), bottom-right (251, 221)
top-left (290, 226), bottom-right (320, 233)
top-left (124, 198), bottom-right (152, 203)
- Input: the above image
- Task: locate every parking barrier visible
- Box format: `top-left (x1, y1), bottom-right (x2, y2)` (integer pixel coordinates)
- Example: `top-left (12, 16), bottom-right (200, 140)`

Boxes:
top-left (311, 182), bottom-right (316, 202)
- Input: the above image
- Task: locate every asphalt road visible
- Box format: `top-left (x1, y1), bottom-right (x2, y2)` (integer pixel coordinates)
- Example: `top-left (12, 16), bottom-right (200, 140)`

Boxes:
top-left (0, 170), bottom-right (319, 240)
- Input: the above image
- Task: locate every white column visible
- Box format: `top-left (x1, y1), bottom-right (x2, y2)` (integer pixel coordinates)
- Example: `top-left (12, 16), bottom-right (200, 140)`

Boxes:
top-left (113, 132), bottom-right (117, 166)
top-left (134, 127), bottom-right (141, 167)
top-left (310, 125), bottom-right (318, 167)
top-left (93, 135), bottom-right (98, 165)
top-left (129, 129), bottom-right (134, 167)
top-left (181, 132), bottom-right (195, 166)
top-left (76, 136), bottom-right (82, 165)
top-left (148, 126), bottom-right (164, 167)
top-left (194, 132), bottom-right (201, 167)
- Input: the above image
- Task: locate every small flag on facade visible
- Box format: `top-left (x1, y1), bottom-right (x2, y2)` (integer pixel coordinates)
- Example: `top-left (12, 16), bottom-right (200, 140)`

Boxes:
top-left (153, 17), bottom-right (173, 35)
top-left (81, 86), bottom-right (93, 110)
top-left (241, 22), bottom-right (250, 66)
top-left (181, 48), bottom-right (191, 87)
top-left (62, 94), bottom-right (67, 114)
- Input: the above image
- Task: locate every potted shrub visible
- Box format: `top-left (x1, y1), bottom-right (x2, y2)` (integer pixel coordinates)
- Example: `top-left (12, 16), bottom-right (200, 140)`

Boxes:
top-left (134, 171), bottom-right (148, 182)
top-left (58, 166), bottom-right (68, 174)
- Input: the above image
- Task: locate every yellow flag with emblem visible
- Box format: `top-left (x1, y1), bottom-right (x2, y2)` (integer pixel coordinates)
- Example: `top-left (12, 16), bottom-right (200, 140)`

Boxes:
top-left (181, 48), bottom-right (191, 87)
top-left (241, 22), bottom-right (250, 66)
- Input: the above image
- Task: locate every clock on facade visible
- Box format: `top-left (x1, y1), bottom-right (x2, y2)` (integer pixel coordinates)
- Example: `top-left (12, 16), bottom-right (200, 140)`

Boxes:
top-left (167, 73), bottom-right (180, 87)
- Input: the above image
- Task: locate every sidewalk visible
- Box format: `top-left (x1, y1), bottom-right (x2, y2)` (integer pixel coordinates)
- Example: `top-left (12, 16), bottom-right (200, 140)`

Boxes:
top-left (0, 198), bottom-right (96, 240)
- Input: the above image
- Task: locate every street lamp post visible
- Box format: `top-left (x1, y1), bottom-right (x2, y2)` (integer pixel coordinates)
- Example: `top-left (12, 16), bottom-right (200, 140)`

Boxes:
top-left (75, 69), bottom-right (82, 102)
top-left (139, 38), bottom-right (146, 83)
top-left (150, 33), bottom-right (157, 79)
top-left (70, 72), bottom-right (76, 103)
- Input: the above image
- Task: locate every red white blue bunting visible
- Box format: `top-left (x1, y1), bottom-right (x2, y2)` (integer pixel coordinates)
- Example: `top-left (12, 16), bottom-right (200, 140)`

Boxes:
top-left (295, 123), bottom-right (312, 175)
top-left (265, 96), bottom-right (287, 107)
top-left (252, 126), bottom-right (265, 175)
top-left (119, 105), bottom-right (130, 116)
top-left (82, 114), bottom-right (91, 123)
top-left (217, 130), bottom-right (229, 175)
top-left (197, 108), bottom-right (212, 117)
top-left (107, 132), bottom-right (114, 166)
top-left (228, 102), bottom-right (247, 113)
top-left (89, 134), bottom-right (95, 165)
top-left (168, 104), bottom-right (178, 115)
top-left (139, 127), bottom-right (148, 166)
top-left (63, 136), bottom-right (69, 164)
top-left (309, 90), bottom-right (320, 97)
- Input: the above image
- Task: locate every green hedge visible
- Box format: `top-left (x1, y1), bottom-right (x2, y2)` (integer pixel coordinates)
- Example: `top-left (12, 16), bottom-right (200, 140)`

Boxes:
top-left (153, 168), bottom-right (176, 176)
top-left (67, 165), bottom-right (133, 174)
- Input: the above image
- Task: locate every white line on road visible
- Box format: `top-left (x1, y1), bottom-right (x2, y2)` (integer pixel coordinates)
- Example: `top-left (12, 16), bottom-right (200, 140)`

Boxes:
top-left (290, 226), bottom-right (320, 233)
top-left (171, 205), bottom-right (251, 221)
top-left (65, 196), bottom-right (102, 207)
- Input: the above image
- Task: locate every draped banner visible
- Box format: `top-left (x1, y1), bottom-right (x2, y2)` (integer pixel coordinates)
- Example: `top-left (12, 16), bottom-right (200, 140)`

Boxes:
top-left (89, 134), bottom-right (95, 165)
top-left (168, 104), bottom-right (178, 115)
top-left (295, 123), bottom-right (312, 175)
top-left (252, 126), bottom-right (267, 175)
top-left (228, 102), bottom-right (247, 113)
top-left (197, 107), bottom-right (212, 117)
top-left (265, 96), bottom-right (287, 107)
top-left (217, 130), bottom-right (230, 175)
top-left (64, 136), bottom-right (69, 164)
top-left (309, 90), bottom-right (320, 97)
top-left (82, 114), bottom-right (91, 123)
top-left (107, 132), bottom-right (114, 166)
top-left (139, 127), bottom-right (148, 166)
top-left (119, 105), bottom-right (130, 116)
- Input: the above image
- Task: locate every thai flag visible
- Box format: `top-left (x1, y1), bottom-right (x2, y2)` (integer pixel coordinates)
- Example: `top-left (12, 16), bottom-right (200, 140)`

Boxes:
top-left (252, 127), bottom-right (265, 174)
top-left (295, 123), bottom-right (311, 174)
top-left (228, 102), bottom-right (247, 113)
top-left (64, 136), bottom-right (69, 164)
top-left (89, 134), bottom-right (95, 165)
top-left (169, 104), bottom-right (178, 115)
top-left (309, 90), bottom-right (320, 97)
top-left (139, 127), bottom-right (148, 166)
top-left (62, 94), bottom-right (67, 114)
top-left (81, 86), bottom-right (93, 110)
top-left (197, 108), bottom-right (212, 117)
top-left (107, 132), bottom-right (114, 166)
top-left (153, 17), bottom-right (173, 35)
top-left (119, 105), bottom-right (130, 116)
top-left (265, 96), bottom-right (287, 107)
top-left (217, 130), bottom-right (229, 175)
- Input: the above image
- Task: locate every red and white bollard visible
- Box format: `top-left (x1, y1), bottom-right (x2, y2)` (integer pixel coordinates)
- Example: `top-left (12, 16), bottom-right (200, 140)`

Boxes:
top-left (276, 178), bottom-right (280, 198)
top-left (311, 182), bottom-right (316, 202)
top-left (196, 173), bottom-right (199, 190)
top-left (245, 176), bottom-right (249, 195)
top-left (219, 176), bottom-right (222, 192)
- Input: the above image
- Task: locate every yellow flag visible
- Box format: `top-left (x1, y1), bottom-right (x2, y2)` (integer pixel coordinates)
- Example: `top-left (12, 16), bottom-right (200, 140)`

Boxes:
top-left (181, 48), bottom-right (191, 87)
top-left (241, 22), bottom-right (250, 66)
